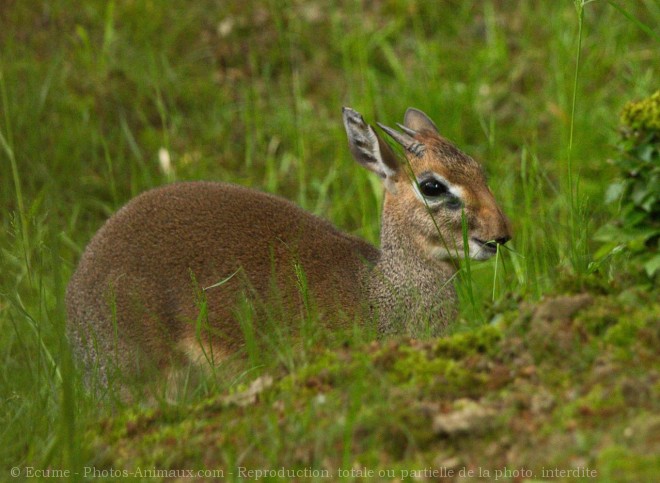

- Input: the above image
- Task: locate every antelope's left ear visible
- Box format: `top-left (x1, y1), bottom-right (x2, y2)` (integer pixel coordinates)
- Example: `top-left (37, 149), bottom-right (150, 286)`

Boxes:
top-left (403, 107), bottom-right (439, 135)
top-left (343, 107), bottom-right (400, 192)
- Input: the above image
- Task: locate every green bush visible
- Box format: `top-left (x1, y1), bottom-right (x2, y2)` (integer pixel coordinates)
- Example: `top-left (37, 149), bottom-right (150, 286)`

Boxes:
top-left (595, 90), bottom-right (660, 279)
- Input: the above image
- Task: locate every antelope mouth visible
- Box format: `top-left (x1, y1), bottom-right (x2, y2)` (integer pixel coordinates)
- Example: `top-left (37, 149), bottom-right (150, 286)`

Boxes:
top-left (470, 237), bottom-right (504, 260)
top-left (472, 238), bottom-right (498, 253)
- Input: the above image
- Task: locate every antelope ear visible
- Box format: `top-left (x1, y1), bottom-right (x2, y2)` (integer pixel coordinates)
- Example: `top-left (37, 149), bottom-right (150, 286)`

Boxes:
top-left (377, 122), bottom-right (426, 158)
top-left (343, 107), bottom-right (400, 191)
top-left (404, 107), bottom-right (439, 134)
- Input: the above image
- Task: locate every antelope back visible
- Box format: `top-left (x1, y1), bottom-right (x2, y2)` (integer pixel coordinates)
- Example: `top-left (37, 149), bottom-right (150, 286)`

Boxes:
top-left (66, 181), bottom-right (379, 388)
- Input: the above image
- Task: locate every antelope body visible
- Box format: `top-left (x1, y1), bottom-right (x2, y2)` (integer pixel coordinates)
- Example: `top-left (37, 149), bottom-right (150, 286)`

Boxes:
top-left (66, 107), bottom-right (511, 389)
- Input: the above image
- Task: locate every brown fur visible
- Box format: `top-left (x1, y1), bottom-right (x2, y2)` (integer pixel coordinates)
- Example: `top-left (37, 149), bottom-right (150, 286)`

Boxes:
top-left (66, 107), bottom-right (511, 392)
top-left (66, 182), bottom-right (377, 388)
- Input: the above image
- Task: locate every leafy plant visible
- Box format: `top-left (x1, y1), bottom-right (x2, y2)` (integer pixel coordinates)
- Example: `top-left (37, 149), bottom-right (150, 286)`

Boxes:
top-left (594, 90), bottom-right (660, 279)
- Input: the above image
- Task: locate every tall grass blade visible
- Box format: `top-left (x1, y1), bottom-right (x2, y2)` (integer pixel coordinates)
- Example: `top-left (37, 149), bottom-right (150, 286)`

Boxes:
top-left (607, 1), bottom-right (660, 41)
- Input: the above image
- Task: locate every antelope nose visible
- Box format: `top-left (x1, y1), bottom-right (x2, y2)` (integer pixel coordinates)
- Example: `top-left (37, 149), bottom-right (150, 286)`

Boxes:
top-left (494, 236), bottom-right (510, 246)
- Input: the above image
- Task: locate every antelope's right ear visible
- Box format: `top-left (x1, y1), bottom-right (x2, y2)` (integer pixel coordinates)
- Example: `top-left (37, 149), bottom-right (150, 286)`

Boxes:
top-left (343, 107), bottom-right (400, 192)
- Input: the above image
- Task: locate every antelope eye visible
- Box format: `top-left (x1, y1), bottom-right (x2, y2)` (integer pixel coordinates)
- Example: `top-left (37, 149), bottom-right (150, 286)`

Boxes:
top-left (419, 179), bottom-right (448, 198)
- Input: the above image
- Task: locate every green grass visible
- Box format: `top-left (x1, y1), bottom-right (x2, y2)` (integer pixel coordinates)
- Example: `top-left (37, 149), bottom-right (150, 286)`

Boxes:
top-left (1, 0), bottom-right (658, 481)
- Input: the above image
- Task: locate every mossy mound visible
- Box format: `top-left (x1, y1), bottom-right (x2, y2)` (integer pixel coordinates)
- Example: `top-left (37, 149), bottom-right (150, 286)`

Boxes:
top-left (85, 286), bottom-right (660, 481)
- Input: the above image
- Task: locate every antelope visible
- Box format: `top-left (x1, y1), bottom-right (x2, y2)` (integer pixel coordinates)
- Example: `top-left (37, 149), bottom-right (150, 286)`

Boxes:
top-left (66, 107), bottom-right (511, 391)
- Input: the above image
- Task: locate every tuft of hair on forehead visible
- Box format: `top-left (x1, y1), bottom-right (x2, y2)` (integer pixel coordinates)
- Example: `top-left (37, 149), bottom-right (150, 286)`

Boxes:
top-left (425, 135), bottom-right (479, 166)
top-left (412, 135), bottom-right (485, 186)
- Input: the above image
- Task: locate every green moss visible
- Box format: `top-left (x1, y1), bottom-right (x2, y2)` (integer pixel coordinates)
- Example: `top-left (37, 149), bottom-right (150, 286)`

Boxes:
top-left (279, 350), bottom-right (345, 392)
top-left (575, 305), bottom-right (619, 336)
top-left (600, 300), bottom-right (658, 355)
top-left (98, 406), bottom-right (161, 442)
top-left (578, 384), bottom-right (625, 414)
top-left (433, 325), bottom-right (502, 358)
top-left (603, 317), bottom-right (643, 349)
top-left (621, 90), bottom-right (660, 132)
top-left (390, 347), bottom-right (486, 397)
top-left (597, 445), bottom-right (660, 481)
top-left (369, 327), bottom-right (503, 397)
top-left (572, 292), bottom-right (659, 354)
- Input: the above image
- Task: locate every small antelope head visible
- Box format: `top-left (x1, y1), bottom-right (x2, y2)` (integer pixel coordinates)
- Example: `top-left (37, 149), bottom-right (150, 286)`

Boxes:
top-left (343, 107), bottom-right (511, 262)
